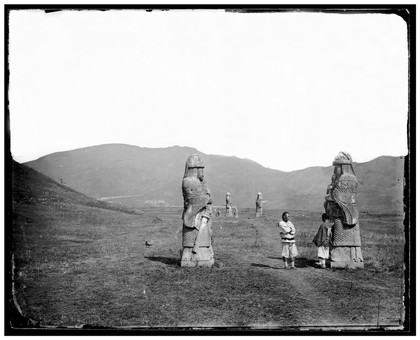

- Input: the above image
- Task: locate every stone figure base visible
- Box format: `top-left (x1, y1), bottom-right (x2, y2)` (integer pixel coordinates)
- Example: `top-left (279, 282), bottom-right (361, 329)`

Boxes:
top-left (232, 206), bottom-right (238, 219)
top-left (330, 246), bottom-right (364, 269)
top-left (180, 246), bottom-right (214, 268)
top-left (255, 211), bottom-right (262, 218)
top-left (226, 207), bottom-right (233, 217)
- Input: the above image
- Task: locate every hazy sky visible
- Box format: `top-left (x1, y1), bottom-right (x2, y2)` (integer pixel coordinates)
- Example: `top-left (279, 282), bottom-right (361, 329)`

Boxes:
top-left (8, 9), bottom-right (409, 171)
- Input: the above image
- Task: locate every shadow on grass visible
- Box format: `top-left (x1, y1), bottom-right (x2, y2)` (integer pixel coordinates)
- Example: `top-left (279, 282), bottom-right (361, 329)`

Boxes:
top-left (267, 257), bottom-right (318, 268)
top-left (145, 256), bottom-right (179, 267)
top-left (251, 263), bottom-right (281, 270)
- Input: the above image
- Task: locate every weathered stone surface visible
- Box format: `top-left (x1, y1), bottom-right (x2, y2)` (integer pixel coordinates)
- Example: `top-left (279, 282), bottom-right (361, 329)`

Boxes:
top-left (232, 206), bottom-right (238, 219)
top-left (324, 152), bottom-right (363, 268)
top-left (255, 192), bottom-right (263, 217)
top-left (180, 154), bottom-right (214, 268)
top-left (330, 247), bottom-right (364, 269)
top-left (180, 247), bottom-right (214, 268)
top-left (226, 192), bottom-right (233, 217)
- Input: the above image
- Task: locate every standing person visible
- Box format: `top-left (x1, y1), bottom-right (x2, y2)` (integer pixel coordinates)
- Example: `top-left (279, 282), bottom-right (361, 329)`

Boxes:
top-left (313, 213), bottom-right (332, 269)
top-left (279, 211), bottom-right (298, 269)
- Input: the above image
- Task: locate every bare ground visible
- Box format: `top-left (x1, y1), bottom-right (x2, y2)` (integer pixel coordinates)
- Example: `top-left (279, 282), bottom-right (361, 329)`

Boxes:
top-left (10, 203), bottom-right (406, 331)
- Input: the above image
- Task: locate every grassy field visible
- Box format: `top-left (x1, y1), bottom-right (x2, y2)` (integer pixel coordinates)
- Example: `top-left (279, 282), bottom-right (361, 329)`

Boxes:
top-left (10, 191), bottom-right (407, 332)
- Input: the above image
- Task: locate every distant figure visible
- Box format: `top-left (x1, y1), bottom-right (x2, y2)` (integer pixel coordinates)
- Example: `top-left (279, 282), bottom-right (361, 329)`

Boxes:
top-left (312, 213), bottom-right (333, 269)
top-left (255, 192), bottom-right (263, 217)
top-left (324, 152), bottom-right (363, 268)
top-left (226, 192), bottom-right (233, 217)
top-left (279, 211), bottom-right (298, 269)
top-left (180, 154), bottom-right (214, 268)
top-left (215, 208), bottom-right (221, 217)
top-left (232, 206), bottom-right (238, 219)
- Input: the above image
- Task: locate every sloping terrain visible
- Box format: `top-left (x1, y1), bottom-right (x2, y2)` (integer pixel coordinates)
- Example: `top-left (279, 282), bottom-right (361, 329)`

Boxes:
top-left (8, 161), bottom-right (407, 332)
top-left (24, 144), bottom-right (405, 213)
top-left (11, 160), bottom-right (140, 215)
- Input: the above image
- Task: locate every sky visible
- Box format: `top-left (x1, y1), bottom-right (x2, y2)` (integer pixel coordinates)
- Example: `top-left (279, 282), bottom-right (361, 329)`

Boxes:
top-left (8, 8), bottom-right (409, 172)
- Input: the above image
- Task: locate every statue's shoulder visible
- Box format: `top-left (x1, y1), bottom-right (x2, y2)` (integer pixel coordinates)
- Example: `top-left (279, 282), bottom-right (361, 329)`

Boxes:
top-left (182, 177), bottom-right (206, 199)
top-left (182, 176), bottom-right (200, 188)
top-left (336, 173), bottom-right (358, 191)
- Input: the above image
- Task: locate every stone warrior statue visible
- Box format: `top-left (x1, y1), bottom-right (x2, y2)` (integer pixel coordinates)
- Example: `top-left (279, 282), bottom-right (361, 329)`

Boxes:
top-left (181, 154), bottom-right (214, 268)
top-left (233, 206), bottom-right (239, 219)
top-left (324, 152), bottom-right (363, 268)
top-left (255, 192), bottom-right (263, 217)
top-left (226, 192), bottom-right (233, 217)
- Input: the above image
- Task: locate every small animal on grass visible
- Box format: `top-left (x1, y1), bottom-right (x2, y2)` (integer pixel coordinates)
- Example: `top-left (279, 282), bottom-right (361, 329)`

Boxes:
top-left (145, 240), bottom-right (154, 247)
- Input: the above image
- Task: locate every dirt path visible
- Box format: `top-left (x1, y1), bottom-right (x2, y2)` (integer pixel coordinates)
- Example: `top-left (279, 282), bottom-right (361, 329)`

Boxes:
top-left (272, 260), bottom-right (345, 325)
top-left (240, 251), bottom-right (345, 326)
top-left (99, 193), bottom-right (144, 201)
top-left (241, 220), bottom-right (354, 326)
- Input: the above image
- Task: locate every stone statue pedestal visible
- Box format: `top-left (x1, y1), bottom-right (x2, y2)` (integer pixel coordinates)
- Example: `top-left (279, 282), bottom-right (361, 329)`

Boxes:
top-left (330, 247), bottom-right (364, 269)
top-left (180, 246), bottom-right (214, 268)
top-left (226, 207), bottom-right (233, 217)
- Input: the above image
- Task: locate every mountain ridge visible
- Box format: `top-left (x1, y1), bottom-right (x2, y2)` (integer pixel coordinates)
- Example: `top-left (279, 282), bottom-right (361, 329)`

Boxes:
top-left (23, 144), bottom-right (405, 213)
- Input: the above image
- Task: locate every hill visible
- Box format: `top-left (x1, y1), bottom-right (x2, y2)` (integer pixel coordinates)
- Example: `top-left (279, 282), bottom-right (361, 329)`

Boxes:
top-left (23, 144), bottom-right (405, 213)
top-left (8, 156), bottom-right (406, 331)
top-left (11, 159), bottom-right (140, 215)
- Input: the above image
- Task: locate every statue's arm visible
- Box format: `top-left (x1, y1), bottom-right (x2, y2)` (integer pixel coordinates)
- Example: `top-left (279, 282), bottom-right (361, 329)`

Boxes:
top-left (182, 187), bottom-right (189, 209)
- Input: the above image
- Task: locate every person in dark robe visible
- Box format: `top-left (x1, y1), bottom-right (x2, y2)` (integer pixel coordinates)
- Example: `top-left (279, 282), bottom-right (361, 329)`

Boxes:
top-left (313, 213), bottom-right (332, 268)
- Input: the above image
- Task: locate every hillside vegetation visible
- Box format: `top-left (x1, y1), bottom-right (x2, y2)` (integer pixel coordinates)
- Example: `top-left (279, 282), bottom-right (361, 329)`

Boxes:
top-left (12, 160), bottom-right (141, 215)
top-left (24, 144), bottom-right (405, 213)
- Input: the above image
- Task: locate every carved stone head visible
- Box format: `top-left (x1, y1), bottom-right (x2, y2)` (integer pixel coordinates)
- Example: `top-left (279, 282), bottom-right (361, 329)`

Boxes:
top-left (186, 154), bottom-right (205, 168)
top-left (184, 154), bottom-right (205, 180)
top-left (332, 151), bottom-right (353, 166)
top-left (332, 151), bottom-right (356, 179)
